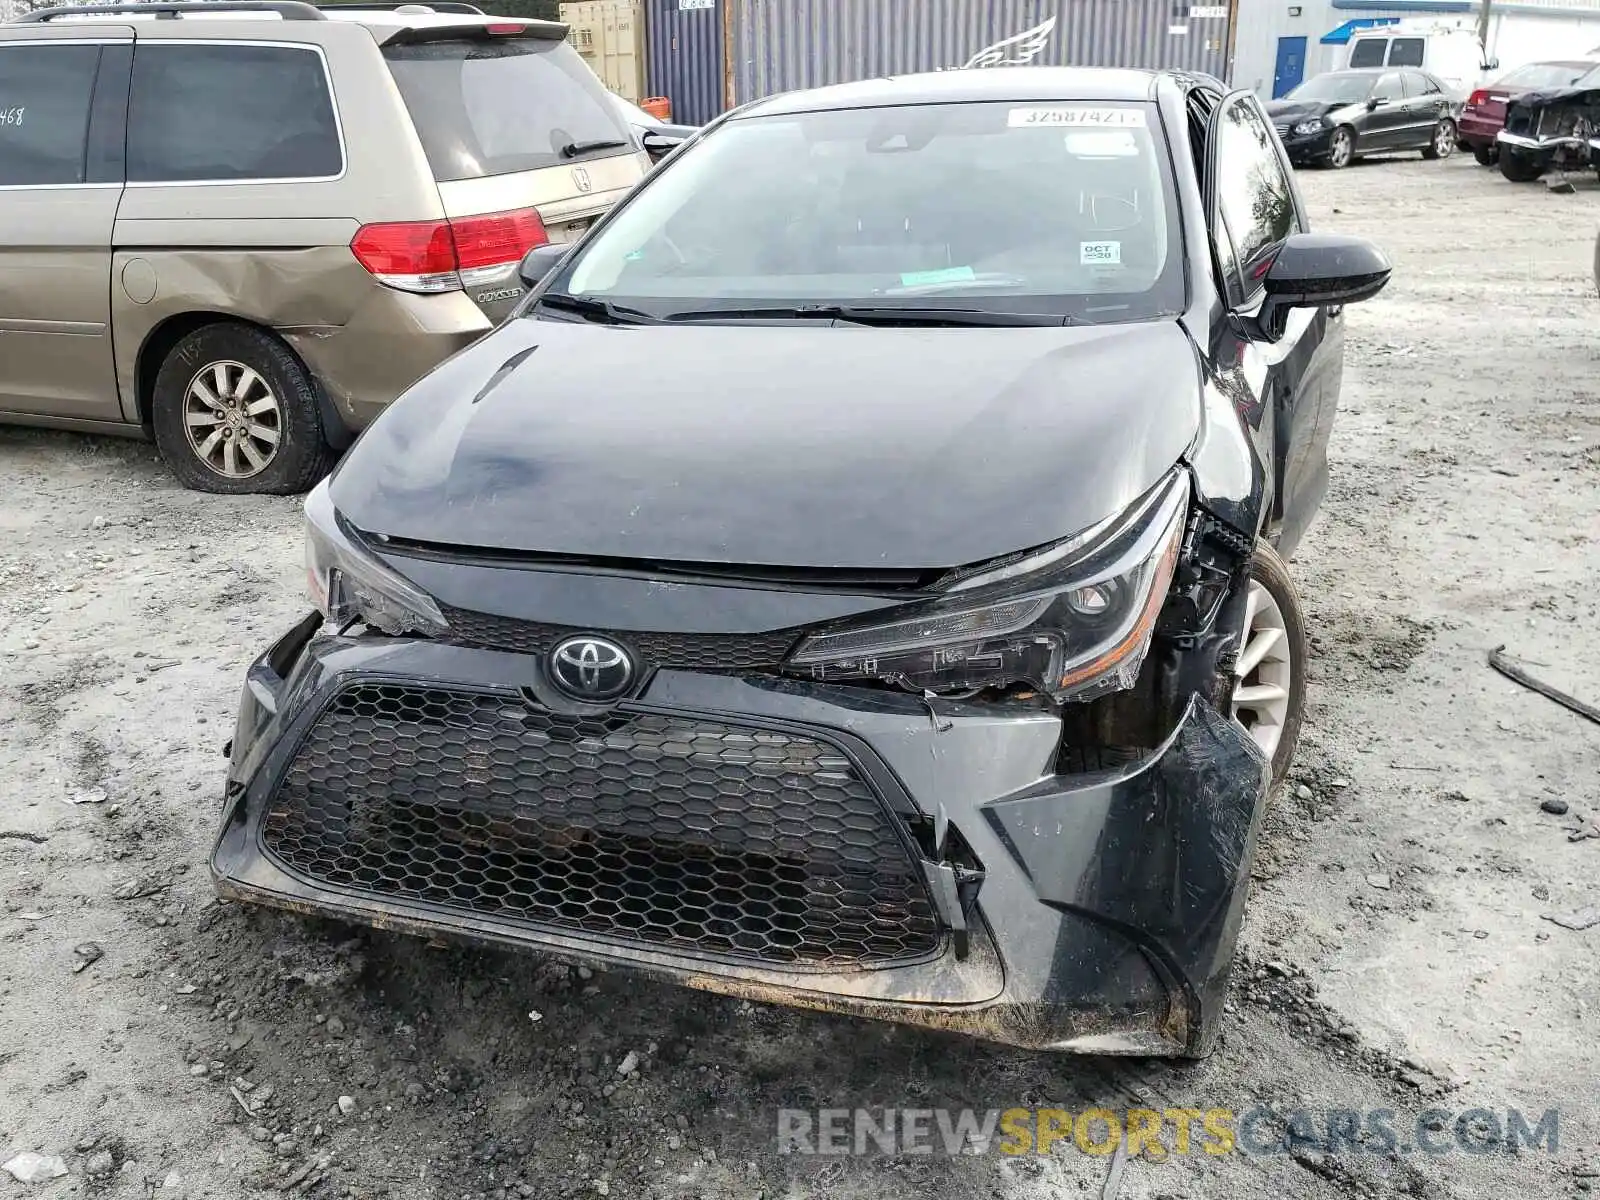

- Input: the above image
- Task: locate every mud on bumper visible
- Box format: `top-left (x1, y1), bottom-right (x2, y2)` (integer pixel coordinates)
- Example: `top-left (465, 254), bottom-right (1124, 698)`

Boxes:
top-left (212, 615), bottom-right (1269, 1055)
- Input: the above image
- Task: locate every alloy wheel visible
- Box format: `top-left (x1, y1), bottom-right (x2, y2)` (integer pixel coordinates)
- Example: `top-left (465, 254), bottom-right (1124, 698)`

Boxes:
top-left (183, 360), bottom-right (283, 480)
top-left (1231, 579), bottom-right (1294, 761)
top-left (1434, 121), bottom-right (1456, 158)
top-left (1329, 130), bottom-right (1353, 168)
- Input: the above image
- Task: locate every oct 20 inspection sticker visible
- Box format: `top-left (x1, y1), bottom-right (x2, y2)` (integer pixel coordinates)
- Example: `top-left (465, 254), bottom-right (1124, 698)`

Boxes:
top-left (1008, 105), bottom-right (1147, 128)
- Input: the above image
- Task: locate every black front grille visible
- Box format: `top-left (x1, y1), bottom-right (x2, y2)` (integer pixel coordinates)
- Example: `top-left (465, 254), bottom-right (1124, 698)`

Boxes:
top-left (440, 607), bottom-right (801, 674)
top-left (261, 684), bottom-right (942, 966)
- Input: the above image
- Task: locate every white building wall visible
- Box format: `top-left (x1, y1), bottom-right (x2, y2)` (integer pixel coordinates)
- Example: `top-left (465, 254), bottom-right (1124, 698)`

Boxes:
top-left (1232, 0), bottom-right (1600, 99)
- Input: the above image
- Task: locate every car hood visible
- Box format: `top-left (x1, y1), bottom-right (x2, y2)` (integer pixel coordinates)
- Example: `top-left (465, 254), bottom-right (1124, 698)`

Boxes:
top-left (330, 316), bottom-right (1203, 570)
top-left (1263, 99), bottom-right (1338, 122)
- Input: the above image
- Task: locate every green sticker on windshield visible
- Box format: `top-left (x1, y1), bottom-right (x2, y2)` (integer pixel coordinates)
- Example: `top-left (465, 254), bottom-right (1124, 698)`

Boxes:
top-left (898, 266), bottom-right (975, 287)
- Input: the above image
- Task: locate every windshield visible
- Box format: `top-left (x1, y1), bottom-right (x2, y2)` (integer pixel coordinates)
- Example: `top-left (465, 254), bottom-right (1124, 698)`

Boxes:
top-left (1287, 74), bottom-right (1373, 103)
top-left (384, 37), bottom-right (635, 181)
top-left (551, 100), bottom-right (1184, 323)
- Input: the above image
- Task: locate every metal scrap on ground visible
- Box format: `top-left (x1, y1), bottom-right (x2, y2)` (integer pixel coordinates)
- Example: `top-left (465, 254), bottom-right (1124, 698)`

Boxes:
top-left (1488, 645), bottom-right (1600, 726)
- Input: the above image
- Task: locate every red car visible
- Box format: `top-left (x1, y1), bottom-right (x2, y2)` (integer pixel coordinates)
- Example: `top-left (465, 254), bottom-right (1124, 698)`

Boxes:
top-left (1460, 60), bottom-right (1599, 164)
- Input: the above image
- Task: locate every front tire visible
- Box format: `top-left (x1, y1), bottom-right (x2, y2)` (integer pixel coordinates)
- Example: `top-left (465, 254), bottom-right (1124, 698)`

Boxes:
top-left (151, 322), bottom-right (335, 495)
top-left (1230, 544), bottom-right (1308, 789)
top-left (1499, 149), bottom-right (1549, 182)
top-left (1324, 127), bottom-right (1355, 169)
top-left (1422, 118), bottom-right (1456, 159)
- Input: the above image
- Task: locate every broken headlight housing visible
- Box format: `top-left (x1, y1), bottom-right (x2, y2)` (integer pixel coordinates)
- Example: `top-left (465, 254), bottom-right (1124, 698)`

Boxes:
top-left (303, 479), bottom-right (448, 638)
top-left (785, 471), bottom-right (1189, 701)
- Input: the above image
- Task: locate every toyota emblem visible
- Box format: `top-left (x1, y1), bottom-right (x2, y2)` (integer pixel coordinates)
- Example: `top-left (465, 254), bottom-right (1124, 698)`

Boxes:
top-left (548, 635), bottom-right (633, 701)
top-left (572, 166), bottom-right (593, 193)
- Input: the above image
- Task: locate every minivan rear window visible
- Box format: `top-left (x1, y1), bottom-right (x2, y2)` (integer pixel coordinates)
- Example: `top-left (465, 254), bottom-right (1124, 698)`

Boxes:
top-left (1387, 37), bottom-right (1425, 68)
top-left (384, 37), bottom-right (635, 182)
top-left (1348, 38), bottom-right (1387, 68)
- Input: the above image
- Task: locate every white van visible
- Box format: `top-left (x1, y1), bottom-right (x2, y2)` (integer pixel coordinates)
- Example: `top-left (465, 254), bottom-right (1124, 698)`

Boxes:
top-left (1345, 21), bottom-right (1492, 99)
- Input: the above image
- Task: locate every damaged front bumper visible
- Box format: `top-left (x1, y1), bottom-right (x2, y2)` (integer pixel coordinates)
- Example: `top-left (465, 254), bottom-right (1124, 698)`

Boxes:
top-left (211, 614), bottom-right (1269, 1056)
top-left (1496, 129), bottom-right (1600, 156)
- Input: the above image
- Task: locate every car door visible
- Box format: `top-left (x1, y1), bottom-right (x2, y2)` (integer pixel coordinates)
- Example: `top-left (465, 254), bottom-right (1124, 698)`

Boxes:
top-left (1202, 90), bottom-right (1344, 556)
top-left (1400, 70), bottom-right (1444, 147)
top-left (0, 30), bottom-right (130, 422)
top-left (1365, 71), bottom-right (1408, 148)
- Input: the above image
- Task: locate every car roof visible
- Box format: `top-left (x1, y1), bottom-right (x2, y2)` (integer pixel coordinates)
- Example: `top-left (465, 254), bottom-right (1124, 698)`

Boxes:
top-left (738, 67), bottom-right (1170, 116)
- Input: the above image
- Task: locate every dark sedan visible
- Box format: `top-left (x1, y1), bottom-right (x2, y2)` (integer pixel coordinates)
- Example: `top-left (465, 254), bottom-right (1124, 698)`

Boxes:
top-left (1267, 67), bottom-right (1458, 168)
top-left (212, 68), bottom-right (1389, 1057)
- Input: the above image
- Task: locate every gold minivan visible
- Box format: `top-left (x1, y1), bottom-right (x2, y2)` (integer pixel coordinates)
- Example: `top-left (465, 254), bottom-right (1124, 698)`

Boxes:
top-left (0, 1), bottom-right (647, 492)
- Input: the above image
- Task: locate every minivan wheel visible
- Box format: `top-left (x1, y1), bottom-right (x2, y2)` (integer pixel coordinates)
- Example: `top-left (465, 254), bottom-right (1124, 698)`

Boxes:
top-left (151, 323), bottom-right (335, 495)
top-left (1472, 144), bottom-right (1497, 167)
top-left (1230, 544), bottom-right (1308, 788)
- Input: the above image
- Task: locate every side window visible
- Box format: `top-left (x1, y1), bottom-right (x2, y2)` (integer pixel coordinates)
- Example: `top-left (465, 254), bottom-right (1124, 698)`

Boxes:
top-left (1213, 96), bottom-right (1296, 302)
top-left (127, 44), bottom-right (342, 183)
top-left (1373, 72), bottom-right (1404, 103)
top-left (0, 44), bottom-right (101, 187)
top-left (1388, 37), bottom-right (1426, 68)
top-left (1422, 74), bottom-right (1443, 95)
top-left (1348, 38), bottom-right (1387, 69)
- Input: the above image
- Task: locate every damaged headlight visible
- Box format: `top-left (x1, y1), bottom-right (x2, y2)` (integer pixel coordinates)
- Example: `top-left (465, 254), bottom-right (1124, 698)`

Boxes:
top-left (1292, 119), bottom-right (1326, 136)
top-left (785, 472), bottom-right (1189, 701)
top-left (303, 480), bottom-right (448, 638)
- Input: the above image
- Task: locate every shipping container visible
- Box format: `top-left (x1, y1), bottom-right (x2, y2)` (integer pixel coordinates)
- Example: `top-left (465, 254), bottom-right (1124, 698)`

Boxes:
top-left (561, 0), bottom-right (648, 102)
top-left (645, 0), bottom-right (727, 125)
top-left (726, 0), bottom-right (1236, 107)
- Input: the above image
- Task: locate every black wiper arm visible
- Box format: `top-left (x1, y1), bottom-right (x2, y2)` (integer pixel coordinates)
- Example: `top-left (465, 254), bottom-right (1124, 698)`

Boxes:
top-left (534, 292), bottom-right (659, 325)
top-left (662, 304), bottom-right (1076, 327)
top-left (560, 138), bottom-right (632, 158)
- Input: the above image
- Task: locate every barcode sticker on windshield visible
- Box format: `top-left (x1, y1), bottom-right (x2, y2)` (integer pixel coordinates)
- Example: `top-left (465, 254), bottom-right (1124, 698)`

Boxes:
top-left (1008, 106), bottom-right (1146, 129)
top-left (1081, 241), bottom-right (1122, 266)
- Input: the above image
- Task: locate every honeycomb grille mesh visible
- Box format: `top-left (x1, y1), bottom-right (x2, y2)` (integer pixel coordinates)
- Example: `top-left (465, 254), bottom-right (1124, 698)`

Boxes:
top-left (261, 684), bottom-right (942, 966)
top-left (439, 607), bottom-right (801, 674)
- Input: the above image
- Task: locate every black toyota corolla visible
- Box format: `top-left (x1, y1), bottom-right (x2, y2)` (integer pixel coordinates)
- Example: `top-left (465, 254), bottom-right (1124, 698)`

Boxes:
top-left (213, 68), bottom-right (1389, 1056)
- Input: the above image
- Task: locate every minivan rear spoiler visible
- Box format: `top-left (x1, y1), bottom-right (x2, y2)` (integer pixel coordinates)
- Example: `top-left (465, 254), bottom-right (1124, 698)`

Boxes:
top-left (379, 16), bottom-right (569, 43)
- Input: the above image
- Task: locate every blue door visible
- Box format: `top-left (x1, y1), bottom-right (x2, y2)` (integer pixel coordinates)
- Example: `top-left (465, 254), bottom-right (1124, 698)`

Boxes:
top-left (1273, 36), bottom-right (1307, 98)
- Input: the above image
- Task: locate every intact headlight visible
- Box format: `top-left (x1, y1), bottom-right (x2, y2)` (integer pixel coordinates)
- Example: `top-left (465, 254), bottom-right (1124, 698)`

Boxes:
top-left (1293, 119), bottom-right (1326, 136)
top-left (785, 472), bottom-right (1189, 701)
top-left (303, 480), bottom-right (448, 638)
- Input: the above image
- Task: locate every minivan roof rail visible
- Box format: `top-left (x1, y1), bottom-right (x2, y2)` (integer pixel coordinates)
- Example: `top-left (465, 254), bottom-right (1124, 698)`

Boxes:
top-left (16, 1), bottom-right (326, 19)
top-left (318, 2), bottom-right (487, 12)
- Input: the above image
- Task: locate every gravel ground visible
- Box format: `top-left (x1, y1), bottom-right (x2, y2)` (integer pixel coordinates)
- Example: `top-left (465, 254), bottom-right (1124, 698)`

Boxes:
top-left (2, 155), bottom-right (1598, 1200)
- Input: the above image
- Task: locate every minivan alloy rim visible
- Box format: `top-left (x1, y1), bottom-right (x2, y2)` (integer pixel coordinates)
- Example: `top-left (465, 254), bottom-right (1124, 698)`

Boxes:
top-left (183, 361), bottom-right (282, 479)
top-left (1232, 579), bottom-right (1293, 760)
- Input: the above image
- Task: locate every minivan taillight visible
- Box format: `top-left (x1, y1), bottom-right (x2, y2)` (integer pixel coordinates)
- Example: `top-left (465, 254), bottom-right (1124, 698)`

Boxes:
top-left (350, 207), bottom-right (550, 294)
top-left (1466, 89), bottom-right (1489, 108)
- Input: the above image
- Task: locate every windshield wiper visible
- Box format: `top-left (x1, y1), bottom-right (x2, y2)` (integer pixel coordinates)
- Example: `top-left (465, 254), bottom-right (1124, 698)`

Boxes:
top-left (560, 138), bottom-right (632, 158)
top-left (534, 293), bottom-right (659, 325)
top-left (659, 304), bottom-right (1077, 327)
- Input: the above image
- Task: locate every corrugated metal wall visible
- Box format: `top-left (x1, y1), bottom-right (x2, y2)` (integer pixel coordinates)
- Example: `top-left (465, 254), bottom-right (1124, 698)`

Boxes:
top-left (644, 0), bottom-right (727, 125)
top-left (726, 0), bottom-right (1236, 106)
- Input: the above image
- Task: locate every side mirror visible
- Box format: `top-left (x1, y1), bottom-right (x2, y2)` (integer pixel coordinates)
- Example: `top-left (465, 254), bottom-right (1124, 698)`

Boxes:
top-left (640, 128), bottom-right (689, 164)
top-left (1367, 96), bottom-right (1386, 110)
top-left (518, 242), bottom-right (570, 291)
top-left (1252, 233), bottom-right (1391, 342)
